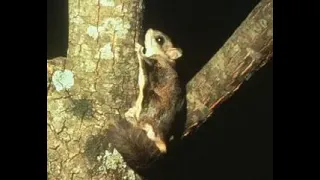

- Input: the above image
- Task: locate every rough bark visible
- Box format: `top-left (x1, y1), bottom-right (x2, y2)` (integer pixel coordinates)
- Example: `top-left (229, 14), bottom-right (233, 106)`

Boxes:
top-left (47, 0), bottom-right (144, 179)
top-left (183, 0), bottom-right (273, 136)
top-left (47, 0), bottom-right (273, 179)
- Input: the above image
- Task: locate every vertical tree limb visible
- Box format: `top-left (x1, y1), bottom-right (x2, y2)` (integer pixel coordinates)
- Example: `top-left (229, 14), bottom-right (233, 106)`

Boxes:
top-left (48, 0), bottom-right (144, 179)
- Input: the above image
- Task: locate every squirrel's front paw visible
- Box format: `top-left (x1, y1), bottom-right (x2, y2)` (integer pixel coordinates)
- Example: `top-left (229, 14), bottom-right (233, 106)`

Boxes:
top-left (125, 107), bottom-right (136, 123)
top-left (135, 43), bottom-right (143, 52)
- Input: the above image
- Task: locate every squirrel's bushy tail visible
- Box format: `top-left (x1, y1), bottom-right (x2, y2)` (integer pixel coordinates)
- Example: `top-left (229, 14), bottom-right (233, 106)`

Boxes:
top-left (105, 119), bottom-right (165, 178)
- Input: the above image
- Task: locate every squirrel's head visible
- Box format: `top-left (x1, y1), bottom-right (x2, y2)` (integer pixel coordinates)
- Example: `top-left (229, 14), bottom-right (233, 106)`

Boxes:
top-left (144, 28), bottom-right (183, 62)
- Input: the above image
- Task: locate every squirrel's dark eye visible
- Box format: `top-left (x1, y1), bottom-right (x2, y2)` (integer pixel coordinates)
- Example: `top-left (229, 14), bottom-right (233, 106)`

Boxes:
top-left (142, 47), bottom-right (146, 54)
top-left (155, 36), bottom-right (165, 45)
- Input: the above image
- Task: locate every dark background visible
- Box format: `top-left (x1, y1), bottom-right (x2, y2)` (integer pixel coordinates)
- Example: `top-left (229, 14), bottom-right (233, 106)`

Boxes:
top-left (47, 0), bottom-right (273, 179)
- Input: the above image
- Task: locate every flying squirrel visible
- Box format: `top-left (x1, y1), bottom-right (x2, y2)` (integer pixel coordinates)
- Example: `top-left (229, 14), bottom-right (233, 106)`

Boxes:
top-left (106, 28), bottom-right (184, 178)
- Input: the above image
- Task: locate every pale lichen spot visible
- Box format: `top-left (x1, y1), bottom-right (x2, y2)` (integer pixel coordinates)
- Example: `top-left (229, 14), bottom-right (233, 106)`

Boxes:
top-left (95, 43), bottom-right (114, 60)
top-left (87, 25), bottom-right (107, 40)
top-left (102, 18), bottom-right (131, 38)
top-left (87, 26), bottom-right (99, 40)
top-left (100, 0), bottom-right (115, 7)
top-left (52, 70), bottom-right (74, 91)
top-left (98, 148), bottom-right (125, 171)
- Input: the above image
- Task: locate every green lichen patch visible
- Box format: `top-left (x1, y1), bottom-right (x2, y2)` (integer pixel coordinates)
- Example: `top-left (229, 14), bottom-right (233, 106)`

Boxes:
top-left (99, 148), bottom-right (124, 171)
top-left (95, 43), bottom-right (114, 60)
top-left (84, 134), bottom-right (137, 180)
top-left (99, 0), bottom-right (115, 7)
top-left (52, 69), bottom-right (75, 91)
top-left (87, 17), bottom-right (131, 41)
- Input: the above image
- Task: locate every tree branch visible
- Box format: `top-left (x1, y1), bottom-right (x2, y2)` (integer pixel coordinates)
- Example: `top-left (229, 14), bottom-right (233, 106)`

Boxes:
top-left (183, 0), bottom-right (273, 136)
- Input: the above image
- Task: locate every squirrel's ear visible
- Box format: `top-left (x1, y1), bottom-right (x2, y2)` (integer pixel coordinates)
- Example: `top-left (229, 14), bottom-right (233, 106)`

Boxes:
top-left (166, 48), bottom-right (182, 60)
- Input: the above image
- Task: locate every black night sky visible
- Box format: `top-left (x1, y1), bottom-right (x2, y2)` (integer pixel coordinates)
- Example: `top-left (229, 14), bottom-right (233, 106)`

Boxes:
top-left (47, 0), bottom-right (273, 179)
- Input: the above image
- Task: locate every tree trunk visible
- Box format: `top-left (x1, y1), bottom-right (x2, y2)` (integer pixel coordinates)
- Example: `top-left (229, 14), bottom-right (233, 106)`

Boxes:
top-left (48, 0), bottom-right (145, 179)
top-left (47, 0), bottom-right (273, 179)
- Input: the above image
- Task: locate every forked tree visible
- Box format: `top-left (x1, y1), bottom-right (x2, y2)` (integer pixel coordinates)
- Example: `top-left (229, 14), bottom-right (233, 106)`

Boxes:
top-left (47, 0), bottom-right (273, 179)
